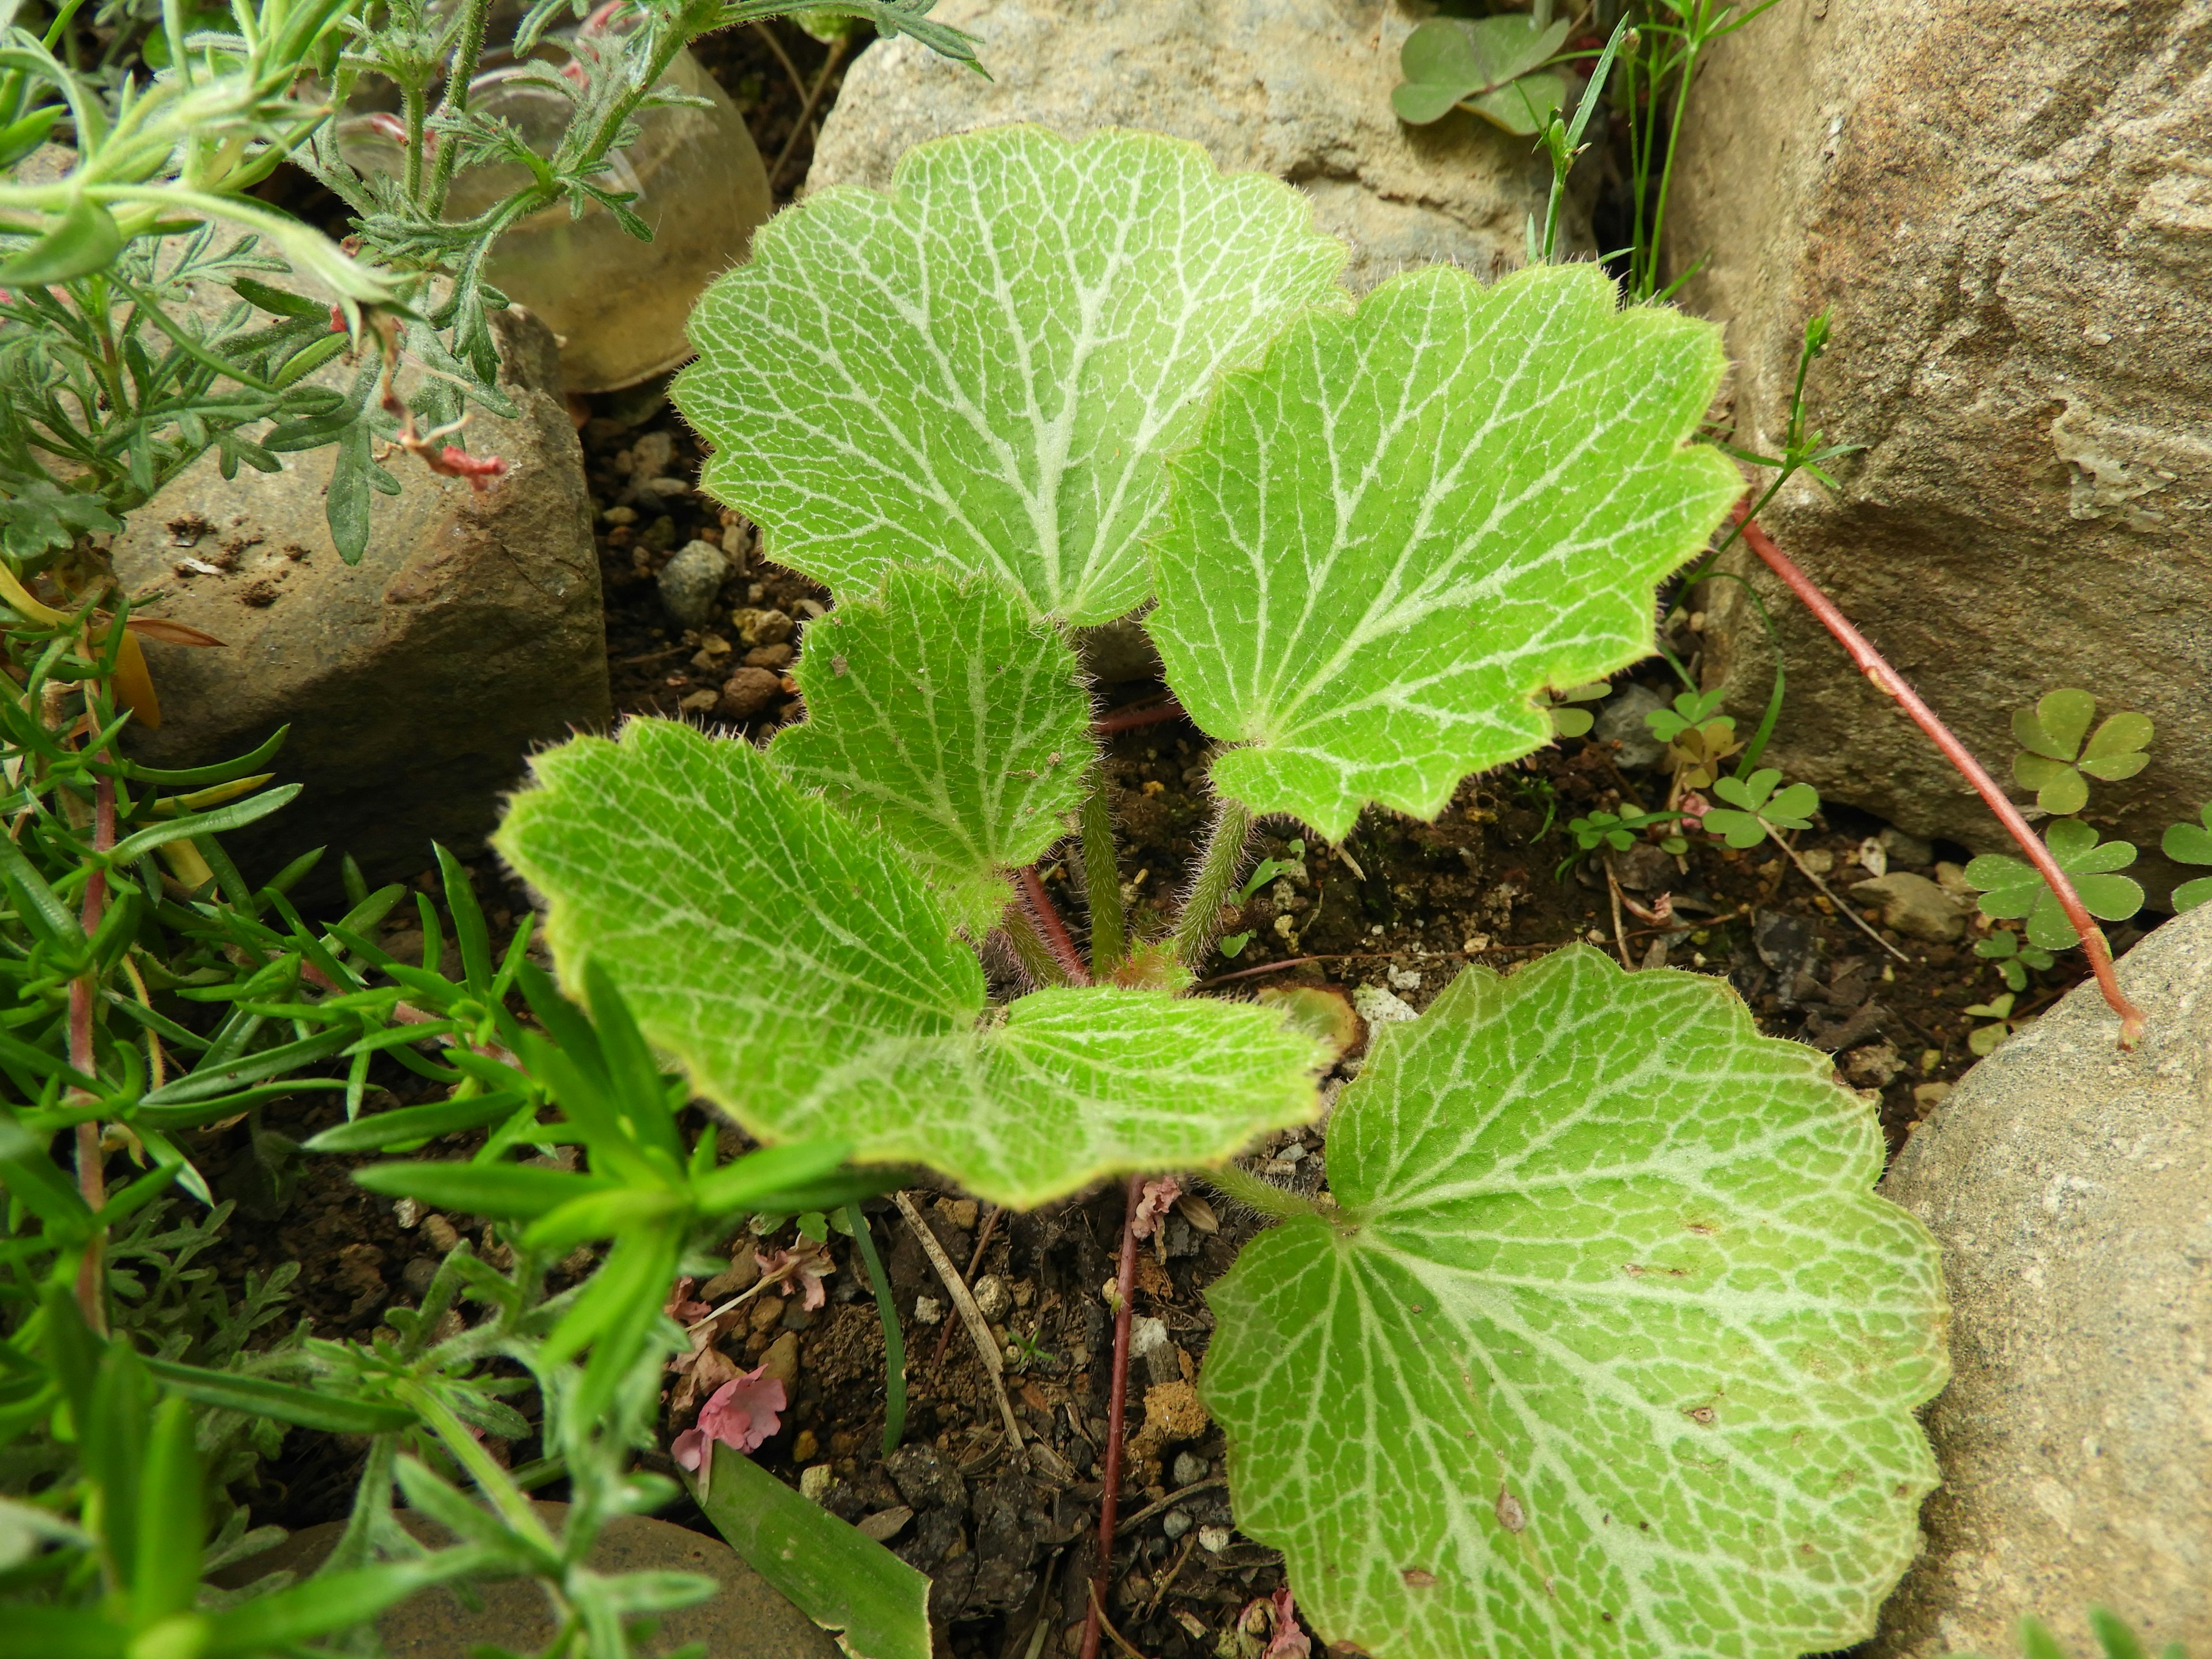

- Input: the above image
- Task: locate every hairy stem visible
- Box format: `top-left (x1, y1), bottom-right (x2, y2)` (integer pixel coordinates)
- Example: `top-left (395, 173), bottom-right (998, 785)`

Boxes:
top-left (425, 0), bottom-right (495, 218)
top-left (1171, 797), bottom-right (1253, 969)
top-left (1202, 1160), bottom-right (1319, 1223)
top-left (1020, 867), bottom-right (1090, 985)
top-left (1081, 768), bottom-right (1126, 978)
top-left (1080, 1175), bottom-right (1143, 1659)
top-left (1001, 903), bottom-right (1067, 988)
top-left (401, 82), bottom-right (427, 206)
top-left (1735, 507), bottom-right (2146, 1045)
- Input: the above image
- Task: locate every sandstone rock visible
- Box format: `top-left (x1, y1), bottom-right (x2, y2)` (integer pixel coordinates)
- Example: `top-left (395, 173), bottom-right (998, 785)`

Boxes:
top-left (806, 0), bottom-right (1580, 294)
top-left (1850, 871), bottom-right (1971, 942)
top-left (1875, 905), bottom-right (2212, 1656)
top-left (1666, 0), bottom-right (2211, 902)
top-left (112, 308), bottom-right (607, 885)
top-left (660, 537), bottom-right (731, 627)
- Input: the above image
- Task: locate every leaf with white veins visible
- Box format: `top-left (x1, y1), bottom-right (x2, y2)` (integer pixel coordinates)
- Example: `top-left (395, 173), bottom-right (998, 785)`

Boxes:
top-left (495, 719), bottom-right (1325, 1206)
top-left (771, 568), bottom-right (1093, 937)
top-left (1149, 263), bottom-right (1742, 840)
top-left (673, 124), bottom-right (1349, 624)
top-left (1203, 948), bottom-right (1946, 1659)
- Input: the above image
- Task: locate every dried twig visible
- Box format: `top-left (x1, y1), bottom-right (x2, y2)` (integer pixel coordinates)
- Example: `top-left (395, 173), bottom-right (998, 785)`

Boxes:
top-left (1113, 1475), bottom-right (1226, 1536)
top-left (1093, 696), bottom-right (1187, 737)
top-left (1139, 1533), bottom-right (1201, 1624)
top-left (1763, 825), bottom-right (1908, 963)
top-left (767, 30), bottom-right (848, 195)
top-left (1080, 1176), bottom-right (1144, 1659)
top-left (933, 1203), bottom-right (1001, 1369)
top-left (1088, 1580), bottom-right (1153, 1659)
top-left (892, 1192), bottom-right (1024, 1452)
top-left (1603, 861), bottom-right (1635, 969)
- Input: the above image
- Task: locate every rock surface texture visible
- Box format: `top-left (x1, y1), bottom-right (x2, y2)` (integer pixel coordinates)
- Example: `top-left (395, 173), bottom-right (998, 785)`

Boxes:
top-left (1666, 1), bottom-right (2211, 900)
top-left (112, 308), bottom-right (608, 883)
top-left (805, 0), bottom-right (1576, 293)
top-left (1876, 905), bottom-right (2212, 1656)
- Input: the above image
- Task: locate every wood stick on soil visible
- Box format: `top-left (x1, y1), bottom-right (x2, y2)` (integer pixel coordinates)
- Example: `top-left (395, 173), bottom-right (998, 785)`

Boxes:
top-left (1080, 1175), bottom-right (1145, 1659)
top-left (1092, 697), bottom-right (1187, 737)
top-left (1603, 860), bottom-right (1635, 969)
top-left (933, 1204), bottom-right (1001, 1369)
top-left (1732, 506), bottom-right (2145, 1046)
top-left (891, 1192), bottom-right (1024, 1452)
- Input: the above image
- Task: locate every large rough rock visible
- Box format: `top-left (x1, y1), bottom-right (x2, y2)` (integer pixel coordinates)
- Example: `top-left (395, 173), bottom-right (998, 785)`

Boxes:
top-left (112, 307), bottom-right (608, 885)
top-left (1666, 1), bottom-right (2212, 900)
top-left (1875, 906), bottom-right (2212, 1655)
top-left (806, 0), bottom-right (1580, 293)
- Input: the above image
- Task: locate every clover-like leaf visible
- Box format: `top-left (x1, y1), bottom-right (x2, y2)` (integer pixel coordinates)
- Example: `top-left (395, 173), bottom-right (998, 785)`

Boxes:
top-left (1392, 16), bottom-right (1570, 134)
top-left (769, 568), bottom-right (1093, 936)
top-left (1202, 948), bottom-right (1946, 1659)
top-left (1702, 768), bottom-right (1819, 849)
top-left (2077, 709), bottom-right (2152, 780)
top-left (2162, 804), bottom-right (2212, 914)
top-left (494, 719), bottom-right (1326, 1206)
top-left (1148, 263), bottom-right (1739, 842)
top-left (1963, 818), bottom-right (2143, 950)
top-left (1643, 687), bottom-right (1725, 744)
top-left (2010, 691), bottom-right (2151, 814)
top-left (674, 125), bottom-right (1349, 625)
top-left (2012, 688), bottom-right (2096, 762)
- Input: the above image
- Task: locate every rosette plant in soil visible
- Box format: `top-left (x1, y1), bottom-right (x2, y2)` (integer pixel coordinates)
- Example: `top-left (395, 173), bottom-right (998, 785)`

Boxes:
top-left (487, 124), bottom-right (1950, 1658)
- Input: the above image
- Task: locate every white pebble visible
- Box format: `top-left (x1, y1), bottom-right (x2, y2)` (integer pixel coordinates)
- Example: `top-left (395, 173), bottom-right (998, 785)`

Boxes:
top-left (913, 1296), bottom-right (944, 1325)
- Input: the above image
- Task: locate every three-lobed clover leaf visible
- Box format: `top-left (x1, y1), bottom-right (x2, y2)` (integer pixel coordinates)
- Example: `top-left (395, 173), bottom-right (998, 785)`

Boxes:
top-left (1147, 263), bottom-right (1741, 842)
top-left (768, 567), bottom-right (1093, 937)
top-left (495, 719), bottom-right (1330, 1207)
top-left (1700, 767), bottom-right (1819, 850)
top-left (673, 124), bottom-right (1349, 625)
top-left (1973, 927), bottom-right (2053, 992)
top-left (1643, 688), bottom-right (1726, 744)
top-left (2010, 688), bottom-right (2152, 817)
top-left (2161, 803), bottom-right (2212, 914)
top-left (1960, 990), bottom-right (2029, 1056)
top-left (1391, 14), bottom-right (1570, 135)
top-left (1202, 948), bottom-right (1946, 1659)
top-left (1963, 818), bottom-right (2143, 950)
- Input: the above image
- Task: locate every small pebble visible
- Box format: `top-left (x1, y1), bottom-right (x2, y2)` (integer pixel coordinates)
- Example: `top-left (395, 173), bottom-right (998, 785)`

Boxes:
top-left (1162, 1509), bottom-right (1192, 1541)
top-left (658, 540), bottom-right (730, 628)
top-left (973, 1274), bottom-right (1010, 1319)
top-left (393, 1198), bottom-right (420, 1229)
top-left (935, 1196), bottom-right (980, 1232)
top-left (913, 1295), bottom-right (944, 1325)
top-left (718, 666), bottom-right (782, 720)
top-left (1197, 1524), bottom-right (1232, 1553)
top-left (1172, 1451), bottom-right (1209, 1487)
top-left (800, 1464), bottom-right (835, 1503)
top-left (793, 1429), bottom-right (818, 1462)
top-left (422, 1214), bottom-right (460, 1253)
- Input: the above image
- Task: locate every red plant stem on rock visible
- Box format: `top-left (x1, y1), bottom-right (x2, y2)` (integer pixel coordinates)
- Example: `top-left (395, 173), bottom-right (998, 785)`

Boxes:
top-left (70, 773), bottom-right (115, 1331)
top-left (1020, 866), bottom-right (1090, 986)
top-left (1733, 506), bottom-right (2145, 1047)
top-left (1081, 1174), bottom-right (1145, 1659)
top-left (1093, 698), bottom-right (1187, 737)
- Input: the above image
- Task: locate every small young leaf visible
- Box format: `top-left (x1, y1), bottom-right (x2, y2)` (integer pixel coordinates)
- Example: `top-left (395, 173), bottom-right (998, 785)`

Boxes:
top-left (676, 126), bottom-right (1348, 624)
top-left (1202, 949), bottom-right (1945, 1659)
top-left (2013, 752), bottom-right (2088, 817)
top-left (1391, 16), bottom-right (1570, 132)
top-left (2077, 709), bottom-right (2152, 781)
top-left (1149, 264), bottom-right (1738, 840)
top-left (2016, 688), bottom-right (2098, 761)
top-left (770, 569), bottom-right (1093, 935)
top-left (1963, 819), bottom-right (2143, 950)
top-left (495, 719), bottom-right (1325, 1206)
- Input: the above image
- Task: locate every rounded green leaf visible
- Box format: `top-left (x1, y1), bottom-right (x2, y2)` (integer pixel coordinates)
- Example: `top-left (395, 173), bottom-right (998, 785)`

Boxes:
top-left (1765, 781), bottom-right (1821, 825)
top-left (674, 126), bottom-right (1349, 625)
top-left (1203, 949), bottom-right (1946, 1659)
top-left (2034, 766), bottom-right (2089, 818)
top-left (2010, 751), bottom-right (2072, 793)
top-left (2080, 709), bottom-right (2153, 766)
top-left (2161, 809), bottom-right (2212, 866)
top-left (770, 569), bottom-right (1093, 936)
top-left (494, 719), bottom-right (1325, 1205)
top-left (1465, 71), bottom-right (1569, 137)
top-left (2033, 688), bottom-right (2097, 759)
top-left (2171, 874), bottom-right (2212, 914)
top-left (1149, 263), bottom-right (1739, 841)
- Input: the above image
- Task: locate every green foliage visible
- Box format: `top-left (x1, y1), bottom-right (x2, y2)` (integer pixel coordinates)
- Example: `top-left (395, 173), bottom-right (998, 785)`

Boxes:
top-left (1701, 767), bottom-right (1819, 849)
top-left (1202, 950), bottom-right (1946, 1658)
top-left (1389, 14), bottom-right (1568, 134)
top-left (1945, 1605), bottom-right (2185, 1659)
top-left (2011, 690), bottom-right (2152, 818)
top-left (1562, 808), bottom-right (1686, 861)
top-left (2162, 804), bottom-right (2212, 914)
top-left (1540, 681), bottom-right (1608, 739)
top-left (673, 124), bottom-right (1347, 626)
top-left (1964, 819), bottom-right (2143, 951)
top-left (1149, 262), bottom-right (1740, 840)
top-left (769, 568), bottom-right (1092, 935)
top-left (494, 718), bottom-right (1328, 1206)
top-left (1974, 926), bottom-right (2054, 993)
top-left (1960, 989), bottom-right (2030, 1056)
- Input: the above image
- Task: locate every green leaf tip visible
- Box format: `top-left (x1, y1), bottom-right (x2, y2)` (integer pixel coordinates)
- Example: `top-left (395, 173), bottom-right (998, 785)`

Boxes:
top-left (1150, 261), bottom-right (1742, 842)
top-left (770, 567), bottom-right (1094, 937)
top-left (1202, 945), bottom-right (1948, 1659)
top-left (495, 718), bottom-right (1330, 1207)
top-left (673, 122), bottom-right (1350, 625)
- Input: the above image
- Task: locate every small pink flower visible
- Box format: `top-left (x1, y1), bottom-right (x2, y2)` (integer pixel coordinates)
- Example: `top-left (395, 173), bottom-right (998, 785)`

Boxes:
top-left (1240, 1587), bottom-right (1309, 1659)
top-left (1131, 1176), bottom-right (1181, 1242)
top-left (672, 1365), bottom-right (786, 1474)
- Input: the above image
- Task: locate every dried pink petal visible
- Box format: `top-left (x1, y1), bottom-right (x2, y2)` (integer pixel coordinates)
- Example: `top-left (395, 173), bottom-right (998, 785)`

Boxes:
top-left (1263, 1587), bottom-right (1309, 1659)
top-left (757, 1238), bottom-right (832, 1310)
top-left (671, 1428), bottom-right (707, 1472)
top-left (1131, 1176), bottom-right (1182, 1241)
top-left (695, 1365), bottom-right (787, 1455)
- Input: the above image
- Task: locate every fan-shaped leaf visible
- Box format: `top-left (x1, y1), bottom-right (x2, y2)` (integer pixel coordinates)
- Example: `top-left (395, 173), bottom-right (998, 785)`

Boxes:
top-left (495, 719), bottom-right (1325, 1205)
top-left (1962, 819), bottom-right (2142, 950)
top-left (1202, 948), bottom-right (1946, 1659)
top-left (770, 569), bottom-right (1093, 935)
top-left (674, 125), bottom-right (1349, 625)
top-left (1148, 264), bottom-right (1740, 840)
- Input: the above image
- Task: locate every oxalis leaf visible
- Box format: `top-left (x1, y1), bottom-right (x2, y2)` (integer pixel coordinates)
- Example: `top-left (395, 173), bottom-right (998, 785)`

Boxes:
top-left (673, 124), bottom-right (1348, 624)
top-left (769, 567), bottom-right (1093, 935)
top-left (1149, 263), bottom-right (1741, 841)
top-left (1203, 948), bottom-right (1946, 1659)
top-left (494, 719), bottom-right (1326, 1206)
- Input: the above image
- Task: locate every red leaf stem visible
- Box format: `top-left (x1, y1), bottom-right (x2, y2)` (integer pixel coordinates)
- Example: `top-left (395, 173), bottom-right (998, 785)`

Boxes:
top-left (1019, 866), bottom-right (1090, 986)
top-left (1093, 699), bottom-right (1187, 737)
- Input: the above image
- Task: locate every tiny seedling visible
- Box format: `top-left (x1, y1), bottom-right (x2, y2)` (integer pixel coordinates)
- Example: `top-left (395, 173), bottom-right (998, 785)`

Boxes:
top-left (1960, 990), bottom-right (2031, 1056)
top-left (2160, 803), bottom-right (2212, 914)
top-left (1390, 13), bottom-right (1570, 135)
top-left (1646, 688), bottom-right (1743, 789)
top-left (1974, 927), bottom-right (2054, 993)
top-left (1700, 768), bottom-right (1820, 849)
top-left (1559, 809), bottom-right (1688, 878)
top-left (1964, 819), bottom-right (2144, 950)
top-left (2012, 689), bottom-right (2153, 817)
top-left (1236, 842), bottom-right (1308, 906)
top-left (1950, 1606), bottom-right (2182, 1659)
top-left (1540, 681), bottom-right (1610, 738)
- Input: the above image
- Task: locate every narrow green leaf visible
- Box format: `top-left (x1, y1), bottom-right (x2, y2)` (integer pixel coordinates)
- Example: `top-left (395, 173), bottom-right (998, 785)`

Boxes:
top-left (132, 1396), bottom-right (204, 1626)
top-left (770, 568), bottom-right (1093, 934)
top-left (201, 1559), bottom-right (478, 1654)
top-left (1149, 264), bottom-right (1740, 840)
top-left (301, 1091), bottom-right (528, 1152)
top-left (350, 1161), bottom-right (616, 1219)
top-left (675, 124), bottom-right (1347, 624)
top-left (1203, 948), bottom-right (1948, 1659)
top-left (689, 1140), bottom-right (855, 1217)
top-left (495, 719), bottom-right (1326, 1206)
top-left (692, 1442), bottom-right (930, 1659)
top-left (0, 196), bottom-right (124, 286)
top-left (143, 1358), bottom-right (416, 1434)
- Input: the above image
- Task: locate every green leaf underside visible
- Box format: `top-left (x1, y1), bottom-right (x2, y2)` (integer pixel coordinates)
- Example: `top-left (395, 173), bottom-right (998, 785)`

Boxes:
top-left (674, 124), bottom-right (1349, 625)
top-left (1149, 264), bottom-right (1741, 841)
top-left (1202, 949), bottom-right (1946, 1659)
top-left (770, 568), bottom-right (1093, 936)
top-left (494, 719), bottom-right (1326, 1206)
